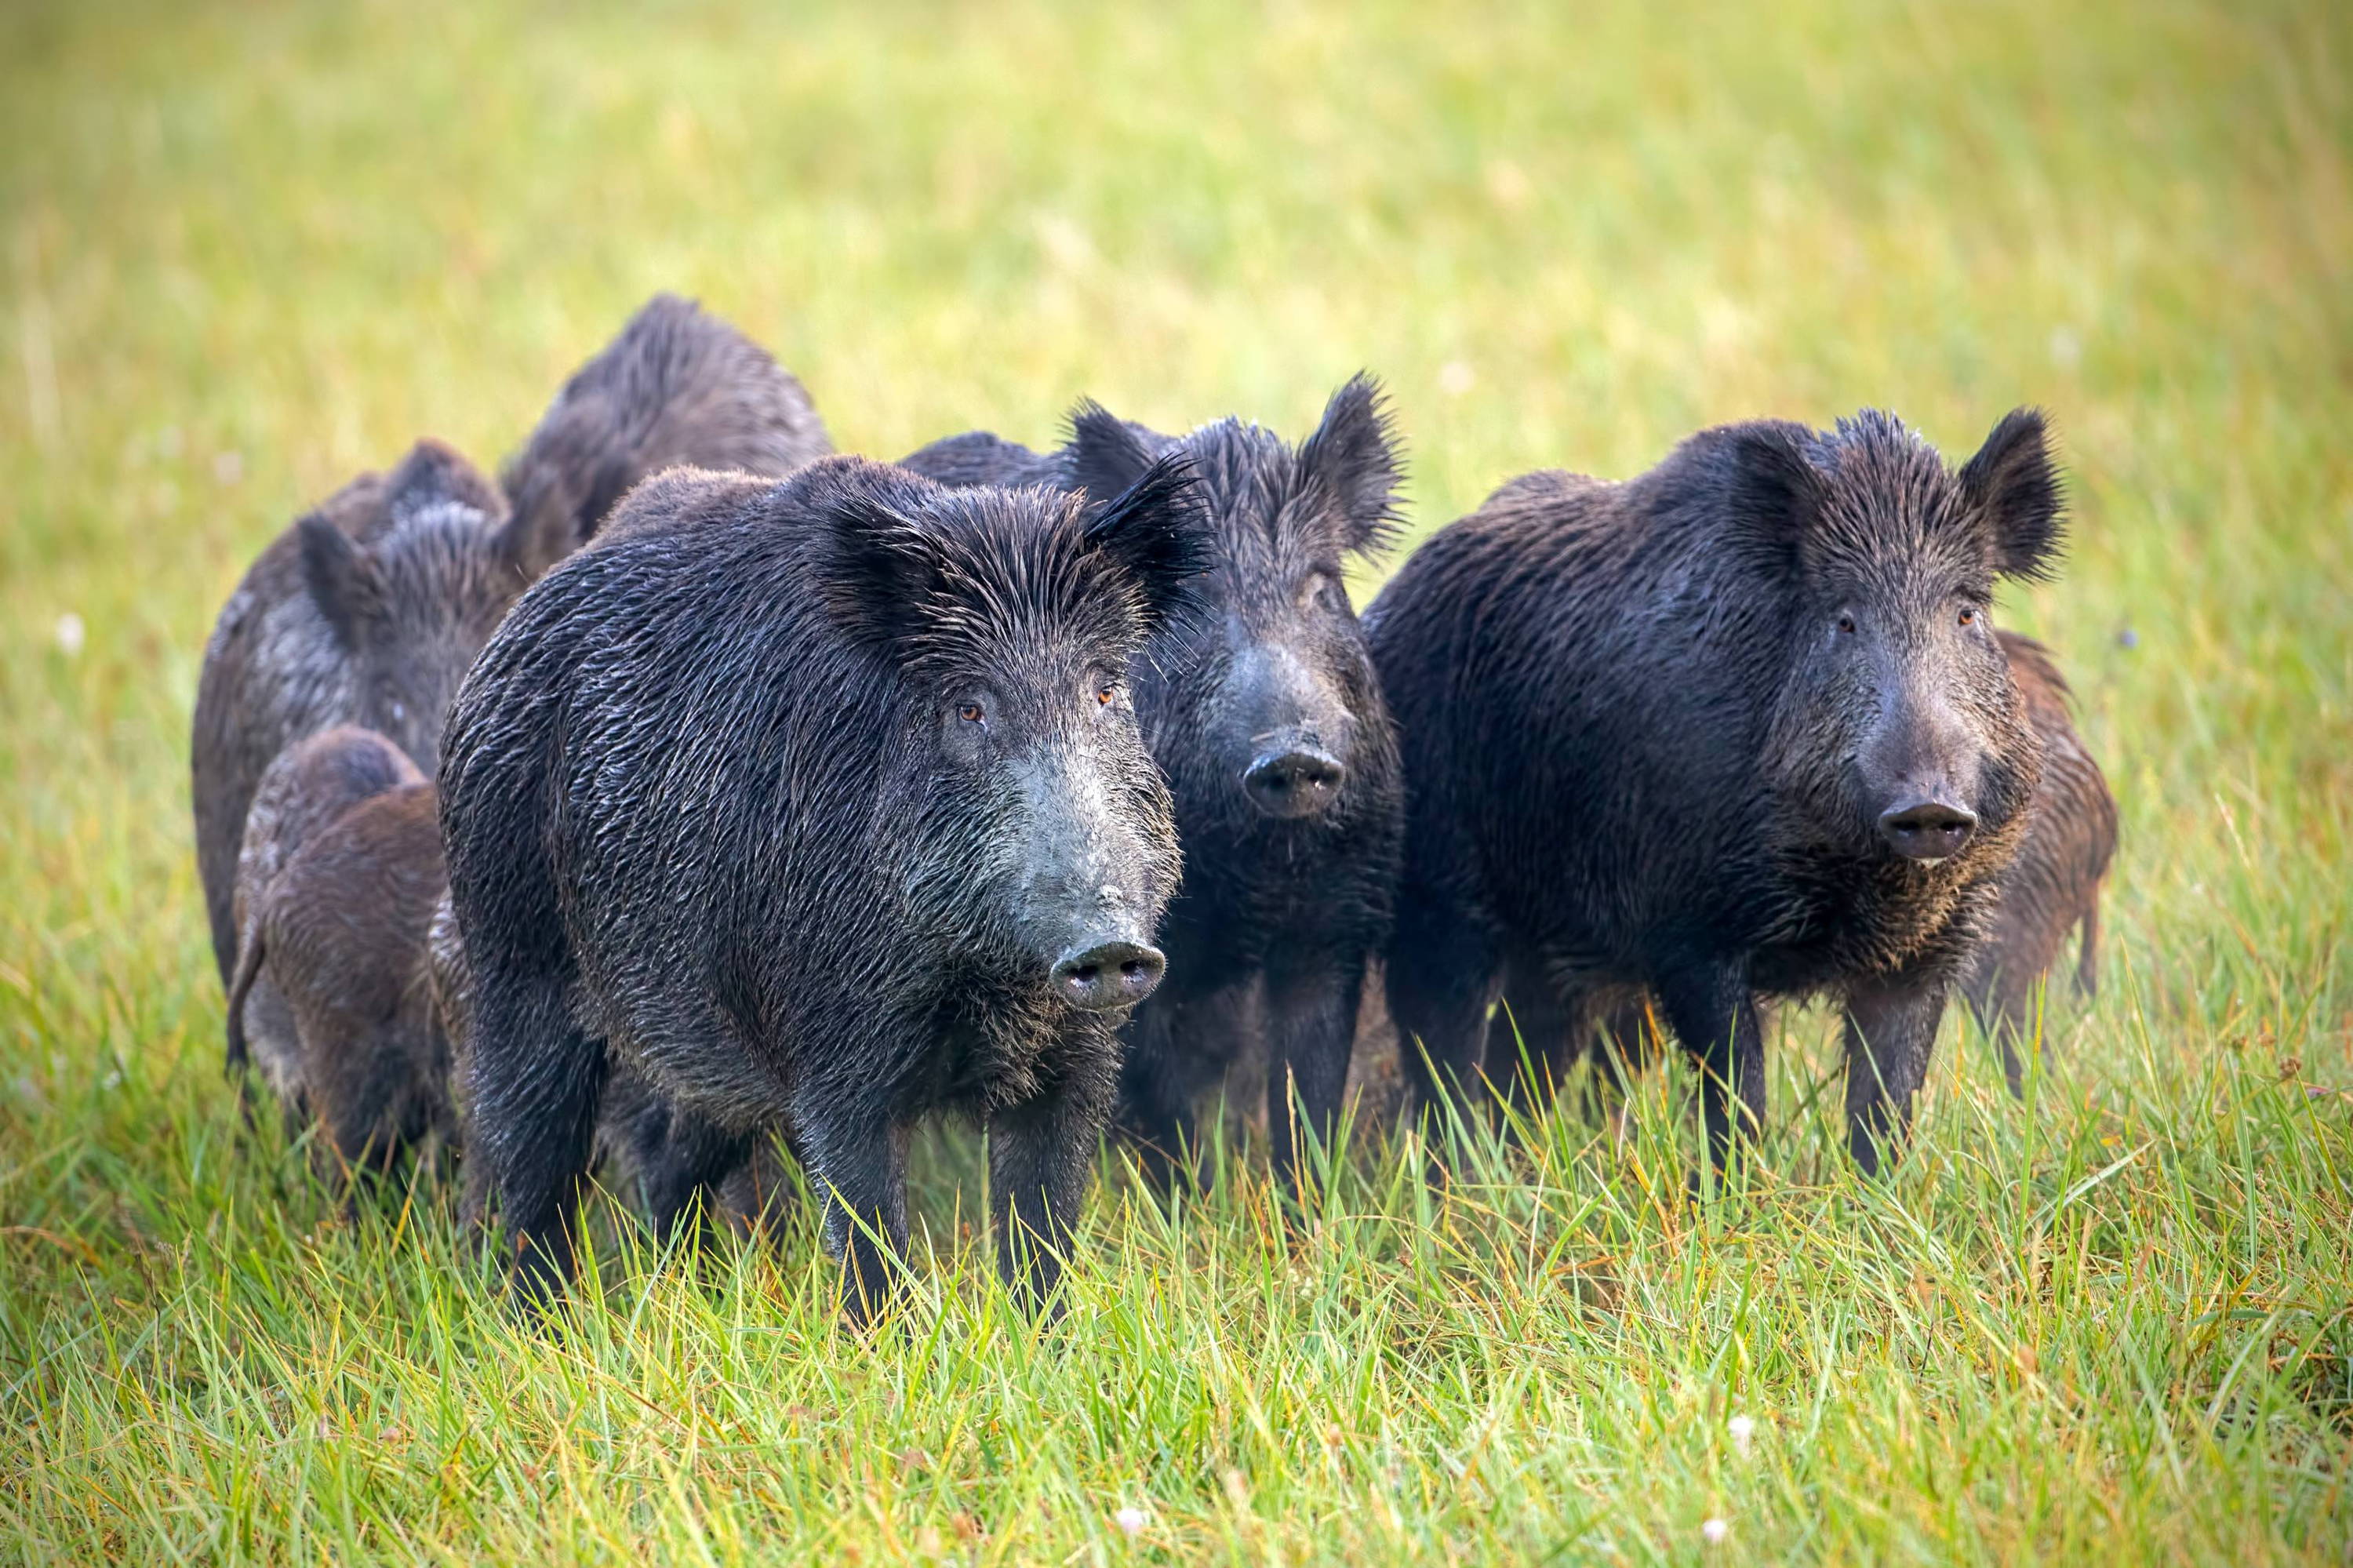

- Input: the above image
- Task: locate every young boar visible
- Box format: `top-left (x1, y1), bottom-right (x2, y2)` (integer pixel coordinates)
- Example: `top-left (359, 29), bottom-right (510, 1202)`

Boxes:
top-left (1367, 410), bottom-right (2066, 1177)
top-left (1962, 632), bottom-right (2116, 1092)
top-left (228, 756), bottom-right (451, 1173)
top-left (194, 295), bottom-right (831, 1057)
top-left (901, 378), bottom-right (1406, 1195)
top-left (438, 456), bottom-right (1208, 1318)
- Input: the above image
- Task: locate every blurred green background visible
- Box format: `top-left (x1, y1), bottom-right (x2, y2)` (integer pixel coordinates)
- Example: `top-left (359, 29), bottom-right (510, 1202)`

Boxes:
top-left (3, 0), bottom-right (2349, 1561)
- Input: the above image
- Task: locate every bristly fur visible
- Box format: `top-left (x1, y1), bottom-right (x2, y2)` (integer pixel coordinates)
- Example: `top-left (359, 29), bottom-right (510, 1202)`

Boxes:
top-left (1370, 406), bottom-right (2068, 1179)
top-left (816, 453), bottom-right (1208, 676)
top-left (440, 453), bottom-right (1209, 1319)
top-left (498, 293), bottom-right (831, 576)
top-left (901, 379), bottom-right (1407, 1196)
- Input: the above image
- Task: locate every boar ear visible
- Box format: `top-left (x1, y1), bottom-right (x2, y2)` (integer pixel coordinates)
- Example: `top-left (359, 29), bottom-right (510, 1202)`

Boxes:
top-left (384, 438), bottom-right (504, 523)
top-left (1081, 450), bottom-right (1213, 635)
top-left (1959, 407), bottom-right (2064, 580)
top-left (1723, 421), bottom-right (1822, 563)
top-left (298, 515), bottom-right (384, 650)
top-left (816, 489), bottom-right (949, 655)
top-left (1063, 400), bottom-right (1158, 509)
top-left (1300, 373), bottom-right (1405, 558)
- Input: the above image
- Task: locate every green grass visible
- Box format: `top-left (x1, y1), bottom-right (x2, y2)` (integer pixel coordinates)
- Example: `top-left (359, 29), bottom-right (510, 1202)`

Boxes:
top-left (4, 0), bottom-right (2351, 1559)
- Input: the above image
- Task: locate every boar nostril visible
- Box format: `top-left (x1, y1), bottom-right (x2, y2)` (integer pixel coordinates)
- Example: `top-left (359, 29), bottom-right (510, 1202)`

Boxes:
top-left (1877, 799), bottom-right (1979, 861)
top-left (1051, 940), bottom-right (1166, 1011)
top-left (1242, 748), bottom-right (1346, 820)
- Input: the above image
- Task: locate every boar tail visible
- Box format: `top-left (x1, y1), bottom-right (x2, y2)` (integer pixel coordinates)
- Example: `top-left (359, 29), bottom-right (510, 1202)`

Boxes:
top-left (2073, 900), bottom-right (2102, 1000)
top-left (224, 919), bottom-right (267, 1075)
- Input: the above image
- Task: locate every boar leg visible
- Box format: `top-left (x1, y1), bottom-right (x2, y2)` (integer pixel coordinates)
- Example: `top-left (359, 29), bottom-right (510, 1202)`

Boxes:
top-left (1657, 962), bottom-right (1766, 1181)
top-left (1118, 986), bottom-right (1233, 1193)
top-left (1385, 904), bottom-right (1502, 1130)
top-left (989, 1077), bottom-right (1111, 1313)
top-left (469, 971), bottom-right (608, 1307)
top-left (627, 1102), bottom-right (754, 1251)
top-left (1492, 965), bottom-right (1583, 1118)
top-left (1842, 972), bottom-right (1949, 1176)
top-left (1264, 958), bottom-right (1366, 1201)
top-left (800, 1114), bottom-right (910, 1326)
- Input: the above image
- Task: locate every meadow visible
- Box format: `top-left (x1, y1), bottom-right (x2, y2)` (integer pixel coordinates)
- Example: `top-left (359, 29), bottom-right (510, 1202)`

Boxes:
top-left (3, 0), bottom-right (2350, 1560)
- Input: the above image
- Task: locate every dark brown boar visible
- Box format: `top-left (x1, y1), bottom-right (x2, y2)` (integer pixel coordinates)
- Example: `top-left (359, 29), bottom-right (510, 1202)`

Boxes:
top-left (1368, 410), bottom-right (2068, 1180)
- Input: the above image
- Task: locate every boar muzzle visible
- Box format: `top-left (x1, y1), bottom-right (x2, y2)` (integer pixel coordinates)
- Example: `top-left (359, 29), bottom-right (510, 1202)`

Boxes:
top-left (1877, 797), bottom-right (1978, 860)
top-left (1242, 741), bottom-right (1346, 820)
top-left (1050, 939), bottom-right (1167, 1011)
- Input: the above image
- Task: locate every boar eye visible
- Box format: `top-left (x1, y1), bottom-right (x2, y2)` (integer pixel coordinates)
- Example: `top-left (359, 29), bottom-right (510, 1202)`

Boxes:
top-left (1298, 573), bottom-right (1334, 610)
top-left (1958, 606), bottom-right (1978, 627)
top-left (1093, 683), bottom-right (1116, 707)
top-left (957, 701), bottom-right (985, 725)
top-left (1835, 613), bottom-right (1857, 635)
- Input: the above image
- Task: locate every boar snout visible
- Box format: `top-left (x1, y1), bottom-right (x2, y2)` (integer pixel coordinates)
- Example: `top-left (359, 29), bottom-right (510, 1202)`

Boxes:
top-left (1242, 738), bottom-right (1346, 820)
top-left (1050, 938), bottom-right (1167, 1011)
top-left (1877, 796), bottom-right (1979, 860)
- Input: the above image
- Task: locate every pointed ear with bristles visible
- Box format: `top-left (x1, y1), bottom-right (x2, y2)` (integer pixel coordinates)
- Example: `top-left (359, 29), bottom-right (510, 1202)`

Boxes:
top-left (1722, 420), bottom-right (1822, 565)
top-left (1080, 451), bottom-right (1213, 635)
top-left (1959, 407), bottom-right (2065, 580)
top-left (816, 490), bottom-right (950, 657)
top-left (1298, 373), bottom-right (1405, 557)
top-left (298, 515), bottom-right (384, 651)
top-left (1063, 400), bottom-right (1158, 509)
top-left (384, 438), bottom-right (505, 522)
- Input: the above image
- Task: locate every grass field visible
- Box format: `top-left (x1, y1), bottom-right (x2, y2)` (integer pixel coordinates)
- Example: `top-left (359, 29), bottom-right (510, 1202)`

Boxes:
top-left (5, 0), bottom-right (2351, 1560)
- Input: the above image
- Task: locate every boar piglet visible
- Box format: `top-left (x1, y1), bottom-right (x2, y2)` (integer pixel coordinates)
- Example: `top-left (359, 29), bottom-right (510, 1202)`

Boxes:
top-left (902, 377), bottom-right (1405, 1196)
top-left (439, 455), bottom-right (1209, 1319)
top-left (1369, 409), bottom-right (2067, 1177)
top-left (226, 726), bottom-right (451, 1173)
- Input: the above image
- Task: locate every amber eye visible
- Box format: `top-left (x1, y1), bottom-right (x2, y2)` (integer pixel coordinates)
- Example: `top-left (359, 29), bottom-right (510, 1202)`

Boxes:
top-left (1958, 607), bottom-right (1977, 627)
top-left (1094, 684), bottom-right (1115, 706)
top-left (958, 702), bottom-right (985, 724)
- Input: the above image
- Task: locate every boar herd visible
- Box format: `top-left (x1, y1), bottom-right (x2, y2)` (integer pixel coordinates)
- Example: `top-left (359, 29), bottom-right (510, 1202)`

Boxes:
top-left (193, 295), bottom-right (2116, 1320)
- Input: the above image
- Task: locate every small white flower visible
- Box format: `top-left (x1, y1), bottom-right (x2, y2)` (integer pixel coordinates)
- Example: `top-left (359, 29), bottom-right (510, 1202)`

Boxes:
top-left (1438, 360), bottom-right (1476, 397)
top-left (1114, 1506), bottom-right (1147, 1537)
top-left (1702, 1517), bottom-right (1729, 1545)
top-left (1727, 1413), bottom-right (1755, 1455)
top-left (54, 613), bottom-right (85, 657)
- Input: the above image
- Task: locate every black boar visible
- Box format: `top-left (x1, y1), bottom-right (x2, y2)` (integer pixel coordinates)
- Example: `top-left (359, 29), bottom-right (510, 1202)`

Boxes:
top-left (194, 294), bottom-right (831, 1064)
top-left (227, 746), bottom-right (451, 1173)
top-left (438, 455), bottom-right (1207, 1318)
top-left (1962, 632), bottom-right (2116, 1092)
top-left (901, 379), bottom-right (1406, 1195)
top-left (1367, 410), bottom-right (2065, 1177)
